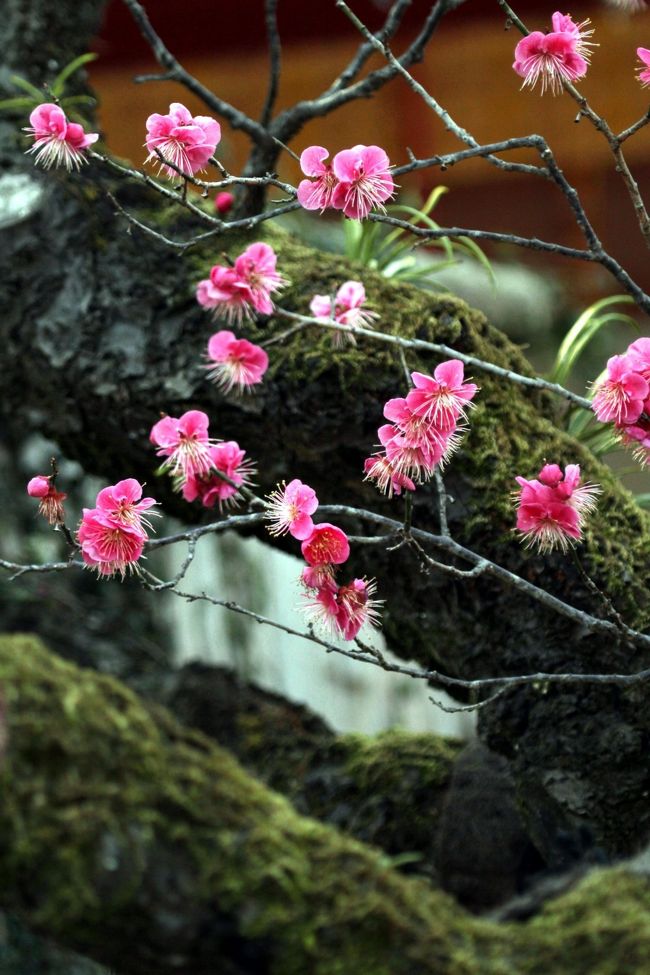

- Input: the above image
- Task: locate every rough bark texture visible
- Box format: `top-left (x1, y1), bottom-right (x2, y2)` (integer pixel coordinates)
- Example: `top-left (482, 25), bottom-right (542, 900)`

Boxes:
top-left (3, 0), bottom-right (650, 932)
top-left (3, 634), bottom-right (650, 975)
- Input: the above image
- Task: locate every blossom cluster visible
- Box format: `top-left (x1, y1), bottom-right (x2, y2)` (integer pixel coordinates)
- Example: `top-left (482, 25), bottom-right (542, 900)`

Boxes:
top-left (514, 463), bottom-right (600, 553)
top-left (513, 11), bottom-right (594, 94)
top-left (78, 479), bottom-right (158, 577)
top-left (150, 409), bottom-right (254, 510)
top-left (310, 280), bottom-right (377, 345)
top-left (298, 144), bottom-right (395, 220)
top-left (196, 242), bottom-right (286, 324)
top-left (364, 360), bottom-right (478, 497)
top-left (591, 338), bottom-right (650, 464)
top-left (264, 479), bottom-right (381, 641)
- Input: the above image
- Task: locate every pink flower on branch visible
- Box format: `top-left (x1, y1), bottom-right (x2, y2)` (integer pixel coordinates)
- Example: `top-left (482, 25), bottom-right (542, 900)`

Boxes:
top-left (196, 243), bottom-right (286, 323)
top-left (95, 478), bottom-right (158, 531)
top-left (514, 463), bottom-right (600, 554)
top-left (301, 524), bottom-right (350, 567)
top-left (407, 361), bottom-right (478, 428)
top-left (637, 48), bottom-right (650, 88)
top-left (335, 578), bottom-right (381, 641)
top-left (591, 354), bottom-right (648, 425)
top-left (513, 27), bottom-right (589, 96)
top-left (205, 330), bottom-right (269, 393)
top-left (144, 102), bottom-right (221, 177)
top-left (234, 242), bottom-right (287, 316)
top-left (215, 192), bottom-right (234, 215)
top-left (77, 510), bottom-right (146, 578)
top-left (297, 146), bottom-right (339, 212)
top-left (150, 410), bottom-right (217, 481)
top-left (331, 145), bottom-right (395, 220)
top-left (265, 479), bottom-right (319, 540)
top-left (196, 266), bottom-right (253, 326)
top-left (27, 475), bottom-right (67, 525)
top-left (310, 281), bottom-right (378, 344)
top-left (25, 103), bottom-right (98, 171)
top-left (182, 441), bottom-right (255, 510)
top-left (363, 453), bottom-right (415, 498)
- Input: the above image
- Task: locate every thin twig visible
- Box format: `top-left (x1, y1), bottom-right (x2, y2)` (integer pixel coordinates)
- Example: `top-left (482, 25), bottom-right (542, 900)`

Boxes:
top-left (273, 307), bottom-right (594, 410)
top-left (121, 0), bottom-right (271, 144)
top-left (259, 0), bottom-right (282, 127)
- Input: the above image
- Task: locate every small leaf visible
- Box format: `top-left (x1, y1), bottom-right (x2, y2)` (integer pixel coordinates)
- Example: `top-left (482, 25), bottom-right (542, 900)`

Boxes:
top-left (0, 96), bottom-right (39, 111)
top-left (50, 52), bottom-right (98, 97)
top-left (10, 74), bottom-right (44, 99)
top-left (548, 295), bottom-right (636, 386)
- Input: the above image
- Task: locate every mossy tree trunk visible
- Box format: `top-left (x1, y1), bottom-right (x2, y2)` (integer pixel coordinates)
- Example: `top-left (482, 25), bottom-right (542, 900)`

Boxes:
top-left (3, 0), bottom-right (650, 928)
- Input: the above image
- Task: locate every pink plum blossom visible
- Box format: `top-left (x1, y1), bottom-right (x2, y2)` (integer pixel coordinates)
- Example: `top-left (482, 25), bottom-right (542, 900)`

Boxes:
top-left (77, 509), bottom-right (146, 578)
top-left (365, 359), bottom-right (479, 496)
top-left (234, 242), bottom-right (287, 316)
top-left (627, 337), bottom-right (650, 379)
top-left (196, 243), bottom-right (286, 323)
top-left (637, 48), bottom-right (650, 88)
top-left (182, 441), bottom-right (254, 510)
top-left (300, 573), bottom-right (381, 641)
top-left (513, 28), bottom-right (589, 95)
top-left (297, 146), bottom-right (339, 212)
top-left (331, 145), bottom-right (395, 220)
top-left (150, 410), bottom-right (216, 480)
top-left (550, 12), bottom-right (595, 56)
top-left (301, 564), bottom-right (337, 591)
top-left (310, 281), bottom-right (378, 344)
top-left (363, 453), bottom-right (415, 498)
top-left (407, 361), bottom-right (478, 428)
top-left (592, 354), bottom-right (648, 424)
top-left (95, 478), bottom-right (158, 531)
top-left (205, 330), bottom-right (269, 393)
top-left (301, 524), bottom-right (350, 566)
top-left (335, 578), bottom-right (381, 641)
top-left (144, 102), bottom-right (221, 177)
top-left (265, 479), bottom-right (319, 540)
top-left (302, 583), bottom-right (341, 636)
top-left (27, 475), bottom-right (67, 525)
top-left (514, 463), bottom-right (600, 553)
top-left (215, 191), bottom-right (234, 215)
top-left (196, 266), bottom-right (253, 325)
top-left (25, 103), bottom-right (98, 171)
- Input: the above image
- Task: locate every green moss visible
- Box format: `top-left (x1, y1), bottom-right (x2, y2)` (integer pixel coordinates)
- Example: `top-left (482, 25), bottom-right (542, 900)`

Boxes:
top-left (3, 634), bottom-right (650, 974)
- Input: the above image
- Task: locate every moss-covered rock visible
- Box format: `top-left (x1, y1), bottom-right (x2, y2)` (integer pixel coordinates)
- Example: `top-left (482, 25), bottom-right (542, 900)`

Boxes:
top-left (2, 634), bottom-right (650, 975)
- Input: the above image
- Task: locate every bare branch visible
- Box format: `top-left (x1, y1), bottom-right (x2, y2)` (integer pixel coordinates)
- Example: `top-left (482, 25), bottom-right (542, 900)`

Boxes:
top-left (121, 0), bottom-right (271, 144)
top-left (273, 307), bottom-right (594, 410)
top-left (259, 0), bottom-right (282, 127)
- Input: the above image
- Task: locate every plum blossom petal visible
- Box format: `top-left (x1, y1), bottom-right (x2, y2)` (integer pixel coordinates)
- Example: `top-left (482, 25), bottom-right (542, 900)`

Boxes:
top-left (301, 524), bottom-right (350, 566)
